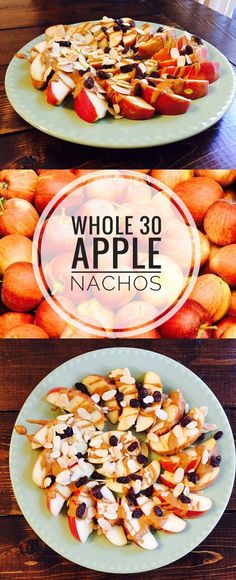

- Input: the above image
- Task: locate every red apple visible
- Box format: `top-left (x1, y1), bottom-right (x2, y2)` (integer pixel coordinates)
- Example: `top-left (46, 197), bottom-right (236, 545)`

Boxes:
top-left (212, 315), bottom-right (236, 339)
top-left (0, 170), bottom-right (38, 203)
top-left (3, 323), bottom-right (49, 338)
top-left (115, 301), bottom-right (158, 336)
top-left (1, 262), bottom-right (43, 312)
top-left (204, 199), bottom-right (236, 246)
top-left (159, 298), bottom-right (212, 338)
top-left (0, 312), bottom-right (34, 337)
top-left (34, 170), bottom-right (76, 214)
top-left (190, 273), bottom-right (231, 322)
top-left (0, 198), bottom-right (39, 239)
top-left (229, 290), bottom-right (236, 315)
top-left (0, 234), bottom-right (32, 277)
top-left (209, 244), bottom-right (236, 287)
top-left (195, 169), bottom-right (236, 187)
top-left (174, 177), bottom-right (223, 226)
top-left (46, 71), bottom-right (75, 105)
top-left (221, 325), bottom-right (236, 338)
top-left (34, 296), bottom-right (76, 338)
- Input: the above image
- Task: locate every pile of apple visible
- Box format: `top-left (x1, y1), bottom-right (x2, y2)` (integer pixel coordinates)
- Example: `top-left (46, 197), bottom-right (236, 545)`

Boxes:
top-left (22, 17), bottom-right (220, 122)
top-left (15, 367), bottom-right (223, 550)
top-left (0, 168), bottom-right (236, 339)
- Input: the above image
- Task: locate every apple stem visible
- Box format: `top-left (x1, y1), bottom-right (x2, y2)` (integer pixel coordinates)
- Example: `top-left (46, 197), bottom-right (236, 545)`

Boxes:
top-left (205, 325), bottom-right (218, 330)
top-left (0, 182), bottom-right (8, 191)
top-left (0, 197), bottom-right (6, 213)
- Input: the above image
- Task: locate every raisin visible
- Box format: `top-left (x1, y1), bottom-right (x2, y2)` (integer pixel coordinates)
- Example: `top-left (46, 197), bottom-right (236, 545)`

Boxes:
top-left (116, 391), bottom-right (124, 403)
top-left (130, 473), bottom-right (142, 481)
top-left (101, 64), bottom-right (113, 69)
top-left (127, 441), bottom-right (139, 452)
top-left (197, 433), bottom-right (205, 442)
top-left (140, 400), bottom-right (148, 409)
top-left (181, 416), bottom-right (192, 427)
top-left (192, 35), bottom-right (203, 45)
top-left (154, 506), bottom-right (163, 516)
top-left (56, 40), bottom-right (71, 47)
top-left (134, 83), bottom-right (142, 97)
top-left (76, 452), bottom-right (83, 459)
top-left (113, 24), bottom-right (121, 31)
top-left (179, 493), bottom-right (191, 504)
top-left (153, 390), bottom-right (162, 402)
top-left (104, 46), bottom-right (110, 53)
top-left (135, 69), bottom-right (146, 79)
top-left (120, 64), bottom-right (134, 73)
top-left (91, 471), bottom-right (105, 480)
top-left (101, 26), bottom-right (107, 33)
top-left (109, 435), bottom-right (118, 447)
top-left (148, 80), bottom-right (157, 87)
top-left (132, 508), bottom-right (143, 518)
top-left (157, 26), bottom-right (164, 32)
top-left (122, 47), bottom-right (129, 54)
top-left (127, 487), bottom-right (137, 505)
top-left (59, 426), bottom-right (73, 439)
top-left (116, 518), bottom-right (124, 526)
top-left (214, 431), bottom-right (223, 440)
top-left (97, 70), bottom-right (110, 80)
top-left (167, 74), bottom-right (177, 79)
top-left (75, 382), bottom-right (89, 395)
top-left (185, 45), bottom-right (193, 55)
top-left (187, 472), bottom-right (199, 484)
top-left (130, 399), bottom-right (141, 408)
top-left (75, 476), bottom-right (88, 487)
top-left (150, 71), bottom-right (160, 78)
top-left (92, 485), bottom-right (103, 499)
top-left (143, 486), bottom-right (153, 498)
top-left (137, 387), bottom-right (148, 399)
top-left (137, 453), bottom-right (148, 465)
top-left (117, 476), bottom-right (130, 484)
top-left (210, 455), bottom-right (221, 468)
top-left (84, 76), bottom-right (94, 89)
top-left (76, 502), bottom-right (86, 518)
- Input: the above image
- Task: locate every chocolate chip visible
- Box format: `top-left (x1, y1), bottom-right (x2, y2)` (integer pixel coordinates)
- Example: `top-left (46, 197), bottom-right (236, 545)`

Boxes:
top-left (179, 493), bottom-right (191, 504)
top-left (127, 487), bottom-right (137, 505)
top-left (76, 502), bottom-right (86, 518)
top-left (59, 426), bottom-right (73, 439)
top-left (153, 390), bottom-right (162, 402)
top-left (120, 64), bottom-right (134, 73)
top-left (154, 506), bottom-right (163, 516)
top-left (150, 71), bottom-right (160, 78)
top-left (130, 399), bottom-right (141, 408)
top-left (130, 473), bottom-right (142, 481)
top-left (143, 486), bottom-right (153, 498)
top-left (116, 391), bottom-right (124, 403)
top-left (187, 472), bottom-right (199, 484)
top-left (181, 416), bottom-right (192, 427)
top-left (127, 441), bottom-right (139, 452)
top-left (117, 476), bottom-right (130, 484)
top-left (75, 382), bottom-right (89, 395)
top-left (210, 455), bottom-right (221, 468)
top-left (214, 431), bottom-right (223, 440)
top-left (109, 435), bottom-right (118, 447)
top-left (132, 508), bottom-right (143, 518)
top-left (97, 70), bottom-right (110, 79)
top-left (75, 476), bottom-right (88, 487)
top-left (84, 76), bottom-right (94, 89)
top-left (137, 454), bottom-right (148, 465)
top-left (56, 40), bottom-right (71, 47)
top-left (92, 484), bottom-right (103, 499)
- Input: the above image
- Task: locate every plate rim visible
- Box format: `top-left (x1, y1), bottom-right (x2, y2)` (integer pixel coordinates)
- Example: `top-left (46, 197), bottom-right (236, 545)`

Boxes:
top-left (5, 22), bottom-right (236, 149)
top-left (9, 346), bottom-right (236, 573)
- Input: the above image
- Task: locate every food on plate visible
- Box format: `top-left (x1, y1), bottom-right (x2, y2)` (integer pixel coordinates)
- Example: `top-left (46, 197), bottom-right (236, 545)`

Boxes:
top-left (17, 18), bottom-right (220, 123)
top-left (15, 367), bottom-right (223, 551)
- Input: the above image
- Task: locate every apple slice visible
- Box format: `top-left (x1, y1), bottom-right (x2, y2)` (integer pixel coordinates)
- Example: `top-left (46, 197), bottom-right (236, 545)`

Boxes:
top-left (30, 53), bottom-right (47, 89)
top-left (31, 40), bottom-right (47, 59)
top-left (46, 387), bottom-right (105, 430)
top-left (32, 449), bottom-right (51, 487)
top-left (115, 95), bottom-right (155, 120)
top-left (148, 77), bottom-right (209, 100)
top-left (121, 497), bottom-right (158, 550)
top-left (74, 87), bottom-right (108, 122)
top-left (160, 61), bottom-right (219, 84)
top-left (106, 525), bottom-right (127, 546)
top-left (138, 36), bottom-right (164, 58)
top-left (183, 493), bottom-right (212, 517)
top-left (81, 374), bottom-right (120, 424)
top-left (155, 91), bottom-right (191, 115)
top-left (68, 486), bottom-right (95, 541)
top-left (147, 408), bottom-right (205, 455)
top-left (46, 71), bottom-right (76, 105)
top-left (123, 29), bottom-right (137, 47)
top-left (161, 512), bottom-right (187, 532)
top-left (46, 482), bottom-right (72, 516)
top-left (28, 423), bottom-right (49, 449)
top-left (147, 390), bottom-right (186, 439)
top-left (135, 371), bottom-right (163, 432)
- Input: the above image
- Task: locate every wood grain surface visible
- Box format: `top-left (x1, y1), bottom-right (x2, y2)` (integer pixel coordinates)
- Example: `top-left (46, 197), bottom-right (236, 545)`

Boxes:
top-left (0, 339), bottom-right (235, 579)
top-left (0, 0), bottom-right (236, 168)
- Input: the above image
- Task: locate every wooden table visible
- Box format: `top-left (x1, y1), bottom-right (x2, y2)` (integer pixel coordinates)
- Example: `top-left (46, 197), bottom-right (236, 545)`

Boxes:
top-left (1, 0), bottom-right (236, 169)
top-left (0, 339), bottom-right (235, 579)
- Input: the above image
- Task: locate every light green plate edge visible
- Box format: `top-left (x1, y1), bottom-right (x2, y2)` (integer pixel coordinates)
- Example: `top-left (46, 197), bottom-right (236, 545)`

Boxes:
top-left (5, 22), bottom-right (236, 148)
top-left (9, 347), bottom-right (235, 573)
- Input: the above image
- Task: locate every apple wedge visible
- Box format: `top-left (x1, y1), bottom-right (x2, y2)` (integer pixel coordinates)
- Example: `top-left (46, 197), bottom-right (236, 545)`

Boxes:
top-left (74, 87), bottom-right (108, 122)
top-left (135, 371), bottom-right (163, 432)
top-left (155, 91), bottom-right (191, 115)
top-left (96, 489), bottom-right (127, 546)
top-left (108, 369), bottom-right (139, 430)
top-left (81, 374), bottom-right (120, 424)
top-left (147, 390), bottom-right (186, 439)
top-left (160, 61), bottom-right (219, 84)
top-left (106, 525), bottom-right (128, 546)
top-left (147, 408), bottom-right (205, 455)
top-left (148, 77), bottom-right (209, 100)
top-left (68, 485), bottom-right (96, 542)
top-left (123, 29), bottom-right (137, 47)
top-left (45, 387), bottom-right (106, 430)
top-left (46, 482), bottom-right (72, 516)
top-left (117, 95), bottom-right (155, 120)
top-left (121, 497), bottom-right (158, 550)
top-left (105, 459), bottom-right (160, 494)
top-left (32, 449), bottom-right (51, 487)
top-left (46, 71), bottom-right (76, 105)
top-left (30, 53), bottom-right (47, 89)
top-left (88, 430), bottom-right (141, 477)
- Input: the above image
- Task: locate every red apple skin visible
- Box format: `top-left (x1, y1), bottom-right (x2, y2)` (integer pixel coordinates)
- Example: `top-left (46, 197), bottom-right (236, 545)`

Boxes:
top-left (3, 323), bottom-right (49, 338)
top-left (34, 297), bottom-right (75, 338)
top-left (68, 515), bottom-right (80, 541)
top-left (1, 262), bottom-right (43, 312)
top-left (160, 61), bottom-right (219, 83)
top-left (0, 199), bottom-right (39, 239)
top-left (0, 170), bottom-right (38, 203)
top-left (159, 299), bottom-right (212, 339)
top-left (229, 290), bottom-right (236, 315)
top-left (212, 315), bottom-right (236, 339)
top-left (155, 92), bottom-right (191, 115)
top-left (209, 244), bottom-right (236, 287)
top-left (159, 457), bottom-right (180, 473)
top-left (204, 200), bottom-right (236, 246)
top-left (148, 78), bottom-right (209, 100)
top-left (174, 177), bottom-right (223, 226)
top-left (0, 312), bottom-right (34, 337)
top-left (74, 89), bottom-right (98, 122)
top-left (221, 325), bottom-right (236, 338)
top-left (119, 96), bottom-right (155, 120)
top-left (34, 170), bottom-right (76, 214)
top-left (46, 82), bottom-right (58, 106)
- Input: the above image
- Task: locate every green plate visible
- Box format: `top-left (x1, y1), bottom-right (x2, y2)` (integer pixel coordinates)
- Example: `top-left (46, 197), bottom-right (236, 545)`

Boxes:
top-left (9, 347), bottom-right (235, 573)
top-left (5, 23), bottom-right (236, 148)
